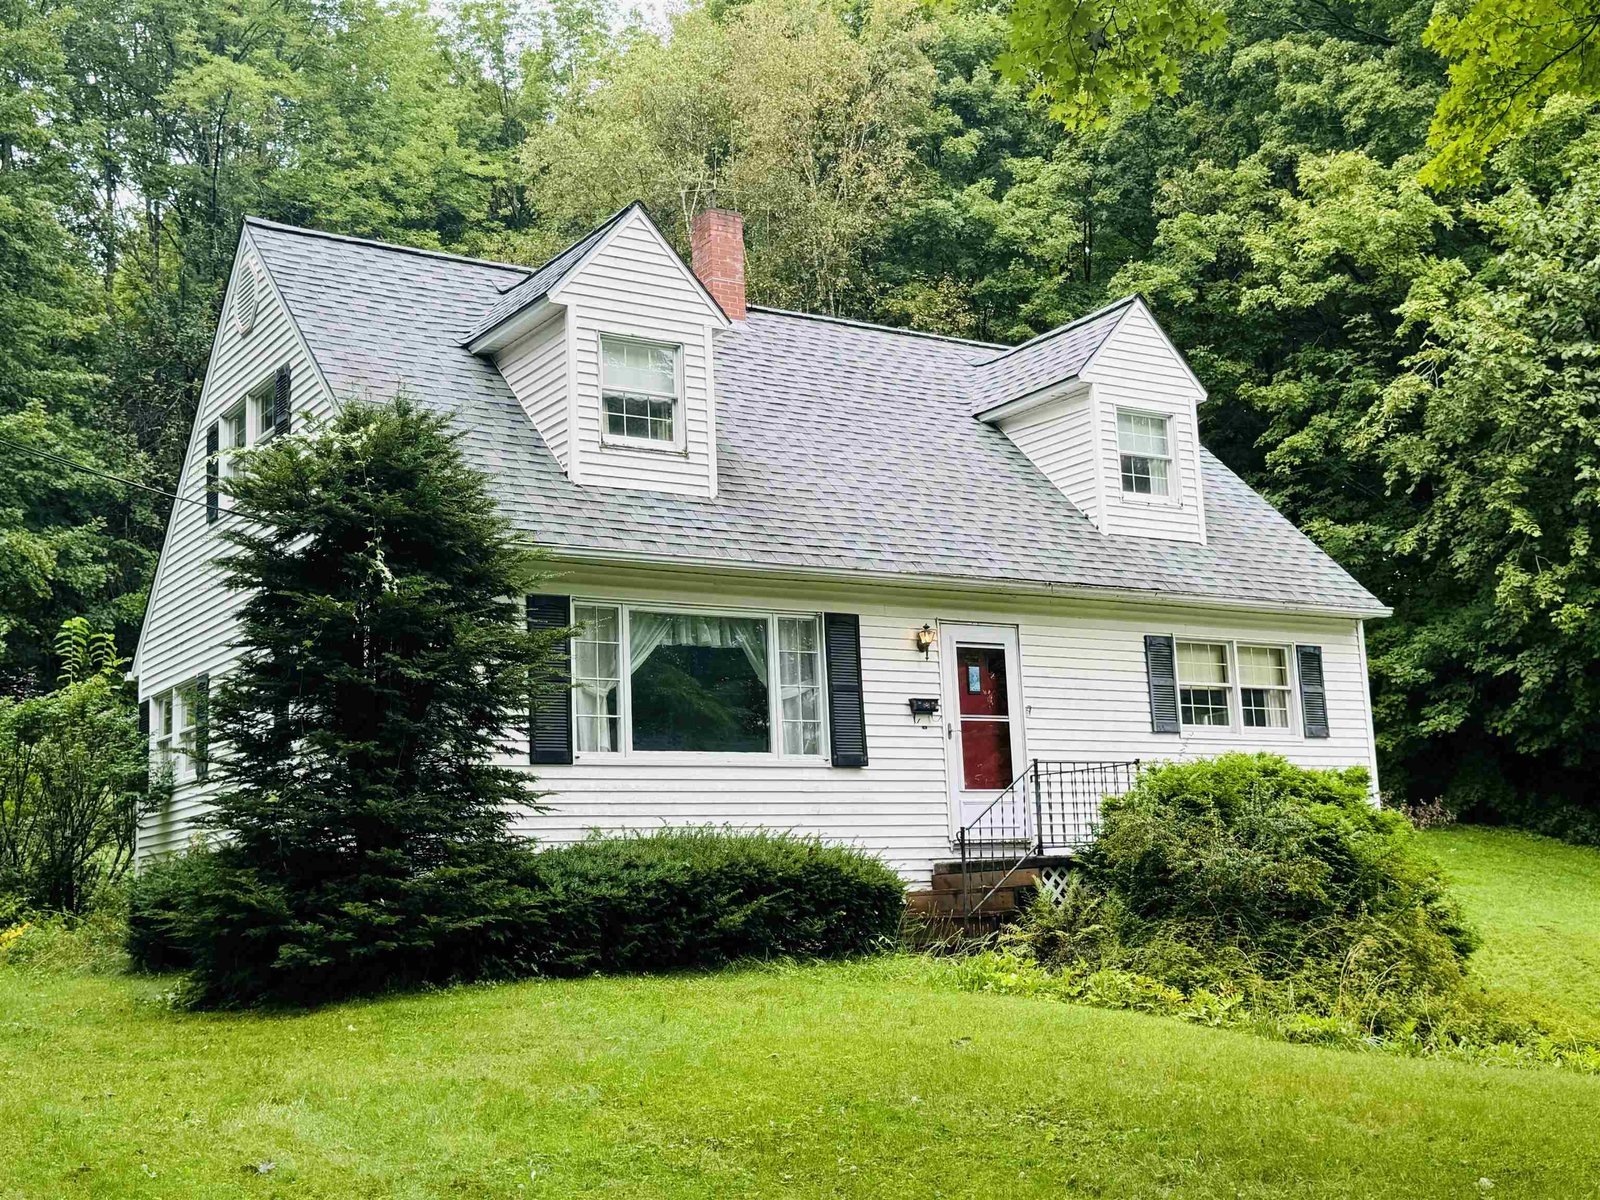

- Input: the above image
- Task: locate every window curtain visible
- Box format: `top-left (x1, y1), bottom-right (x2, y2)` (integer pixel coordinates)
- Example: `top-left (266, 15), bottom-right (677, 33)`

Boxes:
top-left (629, 612), bottom-right (769, 681)
top-left (573, 679), bottom-right (616, 752)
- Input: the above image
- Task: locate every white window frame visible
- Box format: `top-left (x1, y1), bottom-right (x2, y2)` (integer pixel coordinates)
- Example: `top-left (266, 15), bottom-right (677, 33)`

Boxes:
top-left (1116, 407), bottom-right (1175, 503)
top-left (248, 374), bottom-right (278, 444)
top-left (598, 334), bottom-right (685, 453)
top-left (219, 401), bottom-right (247, 503)
top-left (1236, 642), bottom-right (1296, 735)
top-left (569, 600), bottom-right (829, 762)
top-left (149, 683), bottom-right (202, 783)
top-left (150, 692), bottom-right (175, 777)
top-left (1173, 639), bottom-right (1300, 736)
top-left (1176, 640), bottom-right (1233, 730)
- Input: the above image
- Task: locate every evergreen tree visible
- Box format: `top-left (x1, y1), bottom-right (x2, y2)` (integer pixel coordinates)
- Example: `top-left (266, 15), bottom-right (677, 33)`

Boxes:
top-left (180, 397), bottom-right (564, 1007)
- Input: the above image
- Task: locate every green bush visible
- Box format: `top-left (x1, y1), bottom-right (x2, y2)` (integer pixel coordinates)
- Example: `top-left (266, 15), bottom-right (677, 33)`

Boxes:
top-left (513, 829), bottom-right (905, 974)
top-left (125, 849), bottom-right (216, 973)
top-left (1007, 754), bottom-right (1480, 1029)
top-left (125, 830), bottom-right (904, 1000)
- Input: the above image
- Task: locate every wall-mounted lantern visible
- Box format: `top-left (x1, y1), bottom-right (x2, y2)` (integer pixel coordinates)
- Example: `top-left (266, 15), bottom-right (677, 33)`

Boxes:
top-left (914, 624), bottom-right (937, 657)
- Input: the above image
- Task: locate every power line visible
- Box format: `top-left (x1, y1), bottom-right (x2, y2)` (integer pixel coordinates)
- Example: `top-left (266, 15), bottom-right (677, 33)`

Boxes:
top-left (0, 433), bottom-right (277, 528)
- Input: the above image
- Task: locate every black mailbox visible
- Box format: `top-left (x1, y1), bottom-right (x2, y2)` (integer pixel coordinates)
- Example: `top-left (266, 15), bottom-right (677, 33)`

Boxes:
top-left (908, 697), bottom-right (940, 717)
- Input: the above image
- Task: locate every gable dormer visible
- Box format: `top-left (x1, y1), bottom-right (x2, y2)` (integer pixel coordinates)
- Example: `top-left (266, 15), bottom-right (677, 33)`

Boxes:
top-left (974, 297), bottom-right (1208, 545)
top-left (465, 204), bottom-right (733, 499)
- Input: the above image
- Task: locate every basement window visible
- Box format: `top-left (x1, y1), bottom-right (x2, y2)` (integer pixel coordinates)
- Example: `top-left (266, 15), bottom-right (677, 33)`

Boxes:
top-left (600, 336), bottom-right (679, 447)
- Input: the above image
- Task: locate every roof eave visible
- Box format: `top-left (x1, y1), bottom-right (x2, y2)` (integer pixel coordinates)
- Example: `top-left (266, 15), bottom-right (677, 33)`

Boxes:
top-left (532, 545), bottom-right (1393, 620)
top-left (464, 295), bottom-right (561, 355)
top-left (973, 378), bottom-right (1092, 424)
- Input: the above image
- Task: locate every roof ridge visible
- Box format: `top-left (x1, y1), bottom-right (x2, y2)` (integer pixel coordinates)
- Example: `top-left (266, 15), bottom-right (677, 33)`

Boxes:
top-left (488, 202), bottom-right (641, 295)
top-left (243, 216), bottom-right (535, 276)
top-left (975, 295), bottom-right (1140, 366)
top-left (746, 305), bottom-right (1006, 349)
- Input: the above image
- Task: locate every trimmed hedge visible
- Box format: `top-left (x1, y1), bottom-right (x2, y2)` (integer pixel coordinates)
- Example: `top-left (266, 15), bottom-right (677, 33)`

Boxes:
top-left (512, 829), bottom-right (906, 974)
top-left (127, 829), bottom-right (905, 996)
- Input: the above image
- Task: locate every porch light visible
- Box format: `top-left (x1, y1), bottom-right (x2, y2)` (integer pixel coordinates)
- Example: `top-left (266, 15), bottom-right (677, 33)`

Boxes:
top-left (914, 624), bottom-right (936, 656)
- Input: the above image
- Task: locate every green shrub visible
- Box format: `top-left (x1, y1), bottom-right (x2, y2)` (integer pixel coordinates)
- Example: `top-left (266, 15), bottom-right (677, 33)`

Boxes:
top-left (125, 849), bottom-right (216, 973)
top-left (513, 829), bottom-right (905, 974)
top-left (128, 829), bottom-right (903, 1002)
top-left (1006, 754), bottom-right (1480, 1032)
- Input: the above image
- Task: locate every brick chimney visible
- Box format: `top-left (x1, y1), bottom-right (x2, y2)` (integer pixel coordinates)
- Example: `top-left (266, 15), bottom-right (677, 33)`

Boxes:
top-left (691, 208), bottom-right (746, 321)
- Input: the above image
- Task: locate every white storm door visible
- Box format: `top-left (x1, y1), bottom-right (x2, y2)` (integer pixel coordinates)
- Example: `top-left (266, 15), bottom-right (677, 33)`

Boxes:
top-left (942, 623), bottom-right (1027, 833)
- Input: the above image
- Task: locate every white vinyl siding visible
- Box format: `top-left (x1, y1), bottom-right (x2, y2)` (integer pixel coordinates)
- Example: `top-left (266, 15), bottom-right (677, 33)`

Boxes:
top-left (142, 561), bottom-right (1379, 882)
top-left (134, 235), bottom-right (333, 862)
top-left (997, 390), bottom-right (1100, 526)
top-left (1082, 303), bottom-right (1207, 544)
top-left (557, 211), bottom-right (720, 498)
top-left (495, 314), bottom-right (570, 470)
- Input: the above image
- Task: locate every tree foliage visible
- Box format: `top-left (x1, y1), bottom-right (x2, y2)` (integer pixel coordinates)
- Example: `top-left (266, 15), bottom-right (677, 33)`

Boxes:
top-left (172, 398), bottom-right (564, 1006)
top-left (8, 0), bottom-right (1600, 835)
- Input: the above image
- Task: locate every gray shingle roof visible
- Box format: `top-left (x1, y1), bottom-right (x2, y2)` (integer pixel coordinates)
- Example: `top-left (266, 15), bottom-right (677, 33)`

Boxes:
top-left (460, 204), bottom-right (636, 346)
top-left (246, 218), bottom-right (1387, 616)
top-left (969, 297), bottom-right (1136, 413)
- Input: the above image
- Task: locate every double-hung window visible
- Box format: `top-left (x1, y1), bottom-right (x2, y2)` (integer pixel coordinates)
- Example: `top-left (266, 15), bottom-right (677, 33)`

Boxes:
top-left (219, 402), bottom-right (246, 499)
top-left (151, 693), bottom-right (175, 776)
top-left (1173, 641), bottom-right (1296, 732)
top-left (1238, 644), bottom-right (1292, 729)
top-left (1118, 409), bottom-right (1172, 498)
top-left (250, 378), bottom-right (277, 443)
top-left (570, 604), bottom-right (826, 756)
top-left (148, 685), bottom-right (199, 781)
top-left (1176, 641), bottom-right (1232, 727)
top-left (600, 337), bottom-right (679, 446)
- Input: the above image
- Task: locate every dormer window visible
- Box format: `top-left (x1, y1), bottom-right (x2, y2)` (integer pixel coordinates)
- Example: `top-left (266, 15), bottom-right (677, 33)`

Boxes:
top-left (1118, 409), bottom-right (1172, 498)
top-left (601, 336), bottom-right (680, 447)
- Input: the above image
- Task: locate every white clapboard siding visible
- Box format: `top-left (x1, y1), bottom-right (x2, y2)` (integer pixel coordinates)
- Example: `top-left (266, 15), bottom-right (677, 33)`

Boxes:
top-left (133, 233), bottom-right (334, 862)
top-left (1082, 303), bottom-right (1207, 544)
top-left (495, 313), bottom-right (569, 470)
top-left (555, 211), bottom-right (722, 497)
top-left (499, 565), bottom-right (1378, 886)
top-left (998, 390), bottom-right (1100, 527)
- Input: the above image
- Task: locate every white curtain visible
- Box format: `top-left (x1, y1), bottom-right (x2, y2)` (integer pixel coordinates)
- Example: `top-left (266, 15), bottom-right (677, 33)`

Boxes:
top-left (629, 612), bottom-right (768, 680)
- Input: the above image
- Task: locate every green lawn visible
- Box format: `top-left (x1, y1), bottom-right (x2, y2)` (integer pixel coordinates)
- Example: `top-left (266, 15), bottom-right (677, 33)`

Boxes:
top-left (1, 828), bottom-right (1597, 1199)
top-left (1424, 826), bottom-right (1600, 1031)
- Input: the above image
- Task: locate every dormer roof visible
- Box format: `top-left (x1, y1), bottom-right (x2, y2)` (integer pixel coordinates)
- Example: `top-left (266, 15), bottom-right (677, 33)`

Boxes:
top-left (241, 217), bottom-right (1387, 617)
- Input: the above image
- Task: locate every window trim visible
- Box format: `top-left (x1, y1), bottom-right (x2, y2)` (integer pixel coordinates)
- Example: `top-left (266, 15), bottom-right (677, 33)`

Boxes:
top-left (597, 333), bottom-right (686, 454)
top-left (1116, 407), bottom-right (1176, 505)
top-left (569, 598), bottom-right (830, 762)
top-left (1236, 642), bottom-right (1296, 735)
top-left (1173, 639), bottom-right (1300, 736)
top-left (149, 683), bottom-right (203, 782)
top-left (247, 373), bottom-right (279, 445)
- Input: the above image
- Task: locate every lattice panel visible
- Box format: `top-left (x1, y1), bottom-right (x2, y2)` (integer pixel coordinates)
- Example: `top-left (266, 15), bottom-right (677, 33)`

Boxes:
top-left (1035, 866), bottom-right (1074, 906)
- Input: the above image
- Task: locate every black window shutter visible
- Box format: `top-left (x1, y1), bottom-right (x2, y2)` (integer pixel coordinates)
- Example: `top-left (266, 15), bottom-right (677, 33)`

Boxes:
top-left (138, 696), bottom-right (151, 790)
top-left (824, 613), bottom-right (868, 767)
top-left (194, 673), bottom-right (210, 781)
top-left (273, 365), bottom-right (291, 436)
top-left (1145, 634), bottom-right (1180, 733)
top-left (205, 423), bottom-right (220, 524)
top-left (1296, 644), bottom-right (1330, 738)
top-left (527, 594), bottom-right (572, 765)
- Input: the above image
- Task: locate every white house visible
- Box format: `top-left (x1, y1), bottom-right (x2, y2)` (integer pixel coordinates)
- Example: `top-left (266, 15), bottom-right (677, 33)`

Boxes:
top-left (131, 202), bottom-right (1389, 895)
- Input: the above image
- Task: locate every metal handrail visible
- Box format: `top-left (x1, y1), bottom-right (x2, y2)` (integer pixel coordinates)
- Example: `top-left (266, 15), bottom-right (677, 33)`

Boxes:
top-left (955, 758), bottom-right (1141, 917)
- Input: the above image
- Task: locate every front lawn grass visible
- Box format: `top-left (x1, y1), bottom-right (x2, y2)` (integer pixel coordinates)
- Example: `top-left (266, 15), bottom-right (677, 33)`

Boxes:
top-left (1424, 825), bottom-right (1600, 1036)
top-left (3, 825), bottom-right (1597, 1199)
top-left (2, 955), bottom-right (1598, 1199)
